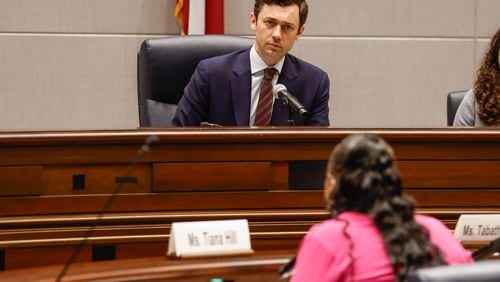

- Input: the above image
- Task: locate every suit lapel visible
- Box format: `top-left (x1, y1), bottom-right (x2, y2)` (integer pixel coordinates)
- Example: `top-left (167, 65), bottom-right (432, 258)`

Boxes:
top-left (271, 55), bottom-right (299, 126)
top-left (230, 49), bottom-right (252, 126)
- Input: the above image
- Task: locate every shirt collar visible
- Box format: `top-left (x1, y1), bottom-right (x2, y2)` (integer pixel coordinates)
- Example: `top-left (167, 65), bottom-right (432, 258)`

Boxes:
top-left (249, 44), bottom-right (285, 75)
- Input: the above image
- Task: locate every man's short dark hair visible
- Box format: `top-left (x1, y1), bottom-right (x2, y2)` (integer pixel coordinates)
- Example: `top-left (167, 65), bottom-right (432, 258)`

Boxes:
top-left (254, 0), bottom-right (308, 30)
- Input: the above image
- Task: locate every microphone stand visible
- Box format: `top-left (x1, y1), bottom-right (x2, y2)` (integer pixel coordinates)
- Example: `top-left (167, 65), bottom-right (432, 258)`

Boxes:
top-left (274, 90), bottom-right (306, 126)
top-left (287, 108), bottom-right (295, 126)
top-left (55, 135), bottom-right (159, 282)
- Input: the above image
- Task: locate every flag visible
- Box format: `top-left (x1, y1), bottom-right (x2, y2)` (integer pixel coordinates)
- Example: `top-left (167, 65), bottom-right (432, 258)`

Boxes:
top-left (175, 0), bottom-right (224, 35)
top-left (174, 0), bottom-right (189, 35)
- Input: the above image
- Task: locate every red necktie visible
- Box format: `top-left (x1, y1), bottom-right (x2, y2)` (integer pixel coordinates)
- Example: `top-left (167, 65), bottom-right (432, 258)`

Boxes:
top-left (254, 68), bottom-right (277, 126)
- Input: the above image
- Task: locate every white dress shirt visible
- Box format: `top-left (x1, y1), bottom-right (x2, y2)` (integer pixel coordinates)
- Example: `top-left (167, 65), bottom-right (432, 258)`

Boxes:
top-left (249, 45), bottom-right (284, 125)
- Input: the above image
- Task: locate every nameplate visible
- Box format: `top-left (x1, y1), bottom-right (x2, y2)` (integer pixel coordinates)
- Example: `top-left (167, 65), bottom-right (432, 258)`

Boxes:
top-left (454, 214), bottom-right (500, 242)
top-left (167, 219), bottom-right (253, 258)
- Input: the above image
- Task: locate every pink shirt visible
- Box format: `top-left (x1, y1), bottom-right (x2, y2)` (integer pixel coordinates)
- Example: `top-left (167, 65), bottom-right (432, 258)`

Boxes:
top-left (291, 212), bottom-right (472, 282)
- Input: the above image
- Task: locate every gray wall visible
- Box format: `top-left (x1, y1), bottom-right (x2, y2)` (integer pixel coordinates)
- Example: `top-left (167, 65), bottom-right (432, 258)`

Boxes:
top-left (0, 0), bottom-right (498, 129)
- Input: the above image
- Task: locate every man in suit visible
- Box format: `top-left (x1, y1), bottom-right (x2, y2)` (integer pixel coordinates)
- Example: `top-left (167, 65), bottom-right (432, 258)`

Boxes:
top-left (172, 0), bottom-right (330, 126)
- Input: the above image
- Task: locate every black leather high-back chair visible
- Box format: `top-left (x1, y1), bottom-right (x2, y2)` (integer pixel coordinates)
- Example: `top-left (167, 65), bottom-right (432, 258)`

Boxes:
top-left (446, 90), bottom-right (468, 126)
top-left (409, 260), bottom-right (500, 282)
top-left (137, 35), bottom-right (254, 127)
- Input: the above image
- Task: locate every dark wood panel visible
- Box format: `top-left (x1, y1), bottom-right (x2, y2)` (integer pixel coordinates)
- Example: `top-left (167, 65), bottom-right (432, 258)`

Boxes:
top-left (1, 128), bottom-right (499, 165)
top-left (5, 245), bottom-right (91, 270)
top-left (0, 166), bottom-right (43, 196)
top-left (1, 189), bottom-right (498, 217)
top-left (392, 142), bottom-right (500, 160)
top-left (43, 165), bottom-right (151, 195)
top-left (400, 161), bottom-right (500, 188)
top-left (154, 162), bottom-right (272, 191)
top-left (0, 145), bottom-right (141, 166)
top-left (270, 161), bottom-right (289, 190)
top-left (0, 210), bottom-right (328, 229)
top-left (0, 192), bottom-right (325, 216)
top-left (3, 140), bottom-right (499, 166)
top-left (408, 189), bottom-right (500, 208)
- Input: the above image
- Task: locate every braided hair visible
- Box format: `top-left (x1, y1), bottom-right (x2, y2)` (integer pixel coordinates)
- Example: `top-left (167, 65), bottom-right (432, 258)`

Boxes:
top-left (327, 134), bottom-right (446, 281)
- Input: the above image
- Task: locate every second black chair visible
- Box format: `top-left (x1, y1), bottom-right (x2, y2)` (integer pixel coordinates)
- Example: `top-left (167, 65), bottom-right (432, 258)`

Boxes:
top-left (446, 90), bottom-right (468, 126)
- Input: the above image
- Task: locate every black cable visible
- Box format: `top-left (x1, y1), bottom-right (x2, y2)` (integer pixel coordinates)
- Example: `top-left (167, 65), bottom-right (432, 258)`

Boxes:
top-left (473, 236), bottom-right (500, 260)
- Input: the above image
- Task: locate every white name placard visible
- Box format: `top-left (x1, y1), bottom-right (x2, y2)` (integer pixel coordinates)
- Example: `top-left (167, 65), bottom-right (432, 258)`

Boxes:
top-left (167, 219), bottom-right (253, 258)
top-left (454, 214), bottom-right (500, 242)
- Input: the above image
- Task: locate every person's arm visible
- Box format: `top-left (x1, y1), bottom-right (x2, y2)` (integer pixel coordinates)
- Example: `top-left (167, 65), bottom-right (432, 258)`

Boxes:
top-left (304, 71), bottom-right (330, 126)
top-left (417, 215), bottom-right (473, 264)
top-left (453, 90), bottom-right (476, 126)
top-left (171, 61), bottom-right (210, 126)
top-left (291, 231), bottom-right (345, 282)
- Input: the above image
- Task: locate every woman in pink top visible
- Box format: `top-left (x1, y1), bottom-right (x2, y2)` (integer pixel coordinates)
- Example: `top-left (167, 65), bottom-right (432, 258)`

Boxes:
top-left (292, 134), bottom-right (472, 282)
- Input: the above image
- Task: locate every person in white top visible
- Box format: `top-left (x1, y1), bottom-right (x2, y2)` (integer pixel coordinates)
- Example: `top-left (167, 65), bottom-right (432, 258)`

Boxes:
top-left (454, 27), bottom-right (500, 126)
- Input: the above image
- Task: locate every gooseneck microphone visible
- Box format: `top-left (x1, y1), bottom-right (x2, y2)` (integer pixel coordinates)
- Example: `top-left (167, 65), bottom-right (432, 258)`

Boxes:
top-left (273, 84), bottom-right (309, 118)
top-left (56, 135), bottom-right (159, 282)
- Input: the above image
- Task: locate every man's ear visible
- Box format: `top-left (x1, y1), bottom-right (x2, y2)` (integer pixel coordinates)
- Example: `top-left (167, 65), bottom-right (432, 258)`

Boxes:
top-left (296, 25), bottom-right (305, 40)
top-left (250, 12), bottom-right (257, 31)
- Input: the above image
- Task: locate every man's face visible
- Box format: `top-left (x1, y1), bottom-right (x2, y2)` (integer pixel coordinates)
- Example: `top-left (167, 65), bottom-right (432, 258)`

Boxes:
top-left (250, 4), bottom-right (304, 66)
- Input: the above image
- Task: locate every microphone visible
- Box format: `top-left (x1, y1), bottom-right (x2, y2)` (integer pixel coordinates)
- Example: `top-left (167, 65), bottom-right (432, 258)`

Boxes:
top-left (56, 135), bottom-right (159, 281)
top-left (473, 236), bottom-right (500, 260)
top-left (273, 84), bottom-right (309, 118)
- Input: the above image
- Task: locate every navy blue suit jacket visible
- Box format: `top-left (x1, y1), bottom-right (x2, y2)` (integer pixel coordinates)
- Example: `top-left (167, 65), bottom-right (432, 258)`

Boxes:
top-left (171, 48), bottom-right (330, 126)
